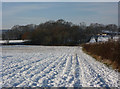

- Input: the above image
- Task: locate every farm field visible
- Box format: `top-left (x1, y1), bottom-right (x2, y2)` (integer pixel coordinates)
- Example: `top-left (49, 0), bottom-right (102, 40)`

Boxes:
top-left (1, 45), bottom-right (119, 87)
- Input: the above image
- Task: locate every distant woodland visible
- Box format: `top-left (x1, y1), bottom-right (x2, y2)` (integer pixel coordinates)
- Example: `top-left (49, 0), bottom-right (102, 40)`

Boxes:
top-left (2, 19), bottom-right (120, 45)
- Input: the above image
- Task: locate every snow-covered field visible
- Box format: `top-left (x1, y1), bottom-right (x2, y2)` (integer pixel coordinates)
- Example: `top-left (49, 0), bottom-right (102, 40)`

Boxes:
top-left (1, 45), bottom-right (119, 87)
top-left (0, 40), bottom-right (28, 44)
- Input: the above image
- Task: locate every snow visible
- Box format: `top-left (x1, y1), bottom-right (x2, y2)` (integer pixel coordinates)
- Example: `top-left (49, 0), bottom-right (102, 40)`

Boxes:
top-left (0, 40), bottom-right (28, 44)
top-left (0, 46), bottom-right (2, 88)
top-left (89, 37), bottom-right (96, 43)
top-left (1, 46), bottom-right (119, 87)
top-left (89, 35), bottom-right (120, 43)
top-left (98, 36), bottom-right (110, 42)
top-left (113, 36), bottom-right (120, 41)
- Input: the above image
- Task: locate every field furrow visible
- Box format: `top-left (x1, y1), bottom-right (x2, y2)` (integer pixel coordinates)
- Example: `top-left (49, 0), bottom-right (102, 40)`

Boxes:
top-left (1, 46), bottom-right (119, 87)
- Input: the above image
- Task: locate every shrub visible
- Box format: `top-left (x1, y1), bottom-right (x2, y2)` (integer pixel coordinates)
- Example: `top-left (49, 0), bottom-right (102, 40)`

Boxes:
top-left (82, 41), bottom-right (120, 72)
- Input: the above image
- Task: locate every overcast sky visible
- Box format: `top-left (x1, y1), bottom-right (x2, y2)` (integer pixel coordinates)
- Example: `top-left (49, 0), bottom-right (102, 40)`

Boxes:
top-left (2, 2), bottom-right (118, 29)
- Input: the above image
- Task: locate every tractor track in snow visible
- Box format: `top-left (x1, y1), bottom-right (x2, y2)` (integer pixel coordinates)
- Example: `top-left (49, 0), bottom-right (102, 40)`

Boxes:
top-left (1, 46), bottom-right (119, 87)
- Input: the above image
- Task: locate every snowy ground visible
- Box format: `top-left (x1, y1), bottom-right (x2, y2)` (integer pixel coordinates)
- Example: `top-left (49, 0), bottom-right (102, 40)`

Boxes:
top-left (0, 46), bottom-right (2, 88)
top-left (1, 45), bottom-right (119, 87)
top-left (0, 40), bottom-right (28, 44)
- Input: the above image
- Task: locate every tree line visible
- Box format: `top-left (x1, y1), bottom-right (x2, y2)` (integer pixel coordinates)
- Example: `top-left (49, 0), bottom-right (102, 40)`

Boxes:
top-left (2, 19), bottom-right (119, 45)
